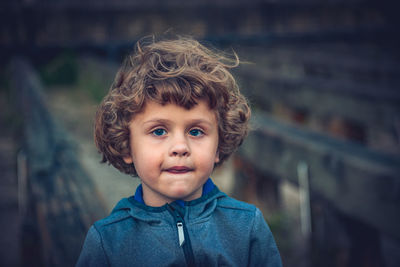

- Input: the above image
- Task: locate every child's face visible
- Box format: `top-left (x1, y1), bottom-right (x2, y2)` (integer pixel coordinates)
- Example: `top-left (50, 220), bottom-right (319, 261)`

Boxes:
top-left (123, 100), bottom-right (220, 207)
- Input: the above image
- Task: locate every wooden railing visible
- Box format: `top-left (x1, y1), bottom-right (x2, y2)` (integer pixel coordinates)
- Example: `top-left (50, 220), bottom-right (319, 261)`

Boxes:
top-left (233, 43), bottom-right (400, 266)
top-left (11, 58), bottom-right (106, 267)
top-left (238, 111), bottom-right (400, 239)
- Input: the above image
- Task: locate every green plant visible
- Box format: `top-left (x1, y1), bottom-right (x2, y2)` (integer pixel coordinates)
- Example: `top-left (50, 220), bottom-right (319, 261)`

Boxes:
top-left (40, 51), bottom-right (78, 86)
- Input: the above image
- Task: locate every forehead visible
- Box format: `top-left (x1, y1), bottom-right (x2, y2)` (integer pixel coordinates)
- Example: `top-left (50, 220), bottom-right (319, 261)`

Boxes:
top-left (132, 100), bottom-right (218, 126)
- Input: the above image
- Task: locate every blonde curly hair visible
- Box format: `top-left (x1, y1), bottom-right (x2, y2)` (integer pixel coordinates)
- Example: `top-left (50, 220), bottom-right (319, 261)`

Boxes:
top-left (94, 36), bottom-right (251, 176)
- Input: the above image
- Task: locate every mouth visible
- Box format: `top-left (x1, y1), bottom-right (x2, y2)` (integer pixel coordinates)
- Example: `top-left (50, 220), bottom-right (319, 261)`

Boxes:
top-left (165, 166), bottom-right (193, 174)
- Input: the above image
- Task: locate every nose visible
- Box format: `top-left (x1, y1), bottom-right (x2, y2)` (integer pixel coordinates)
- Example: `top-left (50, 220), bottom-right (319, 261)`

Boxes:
top-left (169, 135), bottom-right (190, 157)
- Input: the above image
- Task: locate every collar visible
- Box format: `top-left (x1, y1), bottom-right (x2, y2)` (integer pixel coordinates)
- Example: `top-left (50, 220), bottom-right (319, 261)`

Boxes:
top-left (134, 178), bottom-right (215, 207)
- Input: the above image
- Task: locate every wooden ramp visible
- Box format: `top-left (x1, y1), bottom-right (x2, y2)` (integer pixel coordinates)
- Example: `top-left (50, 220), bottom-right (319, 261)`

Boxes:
top-left (11, 58), bottom-right (107, 267)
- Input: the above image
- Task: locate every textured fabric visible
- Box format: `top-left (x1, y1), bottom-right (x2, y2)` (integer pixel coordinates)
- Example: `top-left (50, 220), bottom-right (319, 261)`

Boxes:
top-left (134, 178), bottom-right (216, 207)
top-left (76, 180), bottom-right (282, 267)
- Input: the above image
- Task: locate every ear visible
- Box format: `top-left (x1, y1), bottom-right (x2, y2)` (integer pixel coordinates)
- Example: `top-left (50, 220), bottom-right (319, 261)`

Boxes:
top-left (123, 156), bottom-right (133, 164)
top-left (214, 150), bottom-right (220, 164)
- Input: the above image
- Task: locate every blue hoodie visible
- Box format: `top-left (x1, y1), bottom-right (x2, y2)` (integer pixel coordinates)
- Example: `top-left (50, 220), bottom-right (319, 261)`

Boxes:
top-left (76, 179), bottom-right (282, 267)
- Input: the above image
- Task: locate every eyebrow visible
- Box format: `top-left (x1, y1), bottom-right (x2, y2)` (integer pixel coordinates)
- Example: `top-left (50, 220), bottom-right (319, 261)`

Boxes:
top-left (142, 118), bottom-right (214, 127)
top-left (142, 119), bottom-right (171, 126)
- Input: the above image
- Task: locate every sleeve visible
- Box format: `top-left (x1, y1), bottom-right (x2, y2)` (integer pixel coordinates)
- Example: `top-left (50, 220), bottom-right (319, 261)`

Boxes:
top-left (248, 208), bottom-right (283, 267)
top-left (76, 225), bottom-right (109, 267)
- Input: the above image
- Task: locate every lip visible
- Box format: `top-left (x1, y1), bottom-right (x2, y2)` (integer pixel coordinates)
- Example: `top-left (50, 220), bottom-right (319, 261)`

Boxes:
top-left (165, 166), bottom-right (193, 174)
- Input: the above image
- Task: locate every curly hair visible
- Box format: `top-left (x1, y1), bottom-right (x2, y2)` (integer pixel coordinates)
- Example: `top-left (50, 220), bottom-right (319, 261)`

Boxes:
top-left (94, 36), bottom-right (251, 176)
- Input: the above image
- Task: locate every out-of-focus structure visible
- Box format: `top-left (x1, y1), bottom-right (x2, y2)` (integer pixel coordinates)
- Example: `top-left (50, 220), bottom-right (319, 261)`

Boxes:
top-left (1, 0), bottom-right (399, 266)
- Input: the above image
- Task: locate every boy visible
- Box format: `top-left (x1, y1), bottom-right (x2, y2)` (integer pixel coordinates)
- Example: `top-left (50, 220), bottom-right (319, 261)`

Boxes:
top-left (77, 37), bottom-right (282, 266)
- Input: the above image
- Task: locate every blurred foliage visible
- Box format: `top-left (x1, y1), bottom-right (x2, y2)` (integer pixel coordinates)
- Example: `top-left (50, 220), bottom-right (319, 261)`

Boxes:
top-left (40, 51), bottom-right (79, 86)
top-left (266, 211), bottom-right (293, 254)
top-left (0, 66), bottom-right (9, 93)
top-left (0, 65), bottom-right (23, 136)
top-left (76, 58), bottom-right (112, 103)
top-left (39, 51), bottom-right (113, 103)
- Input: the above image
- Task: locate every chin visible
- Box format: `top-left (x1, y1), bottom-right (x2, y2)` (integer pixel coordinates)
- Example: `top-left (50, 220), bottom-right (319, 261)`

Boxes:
top-left (170, 190), bottom-right (190, 199)
top-left (169, 187), bottom-right (196, 201)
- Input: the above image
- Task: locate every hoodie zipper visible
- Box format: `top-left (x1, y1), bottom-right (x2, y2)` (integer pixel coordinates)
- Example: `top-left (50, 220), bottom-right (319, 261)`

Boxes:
top-left (167, 204), bottom-right (195, 266)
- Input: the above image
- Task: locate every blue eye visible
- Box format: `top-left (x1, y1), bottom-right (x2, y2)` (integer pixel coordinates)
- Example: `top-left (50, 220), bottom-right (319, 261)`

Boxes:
top-left (189, 129), bottom-right (204, 137)
top-left (152, 129), bottom-right (167, 136)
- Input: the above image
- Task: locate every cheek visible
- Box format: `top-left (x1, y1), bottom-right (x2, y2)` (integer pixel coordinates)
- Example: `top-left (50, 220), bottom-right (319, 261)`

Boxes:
top-left (134, 157), bottom-right (160, 182)
top-left (131, 147), bottom-right (160, 175)
top-left (196, 146), bottom-right (219, 169)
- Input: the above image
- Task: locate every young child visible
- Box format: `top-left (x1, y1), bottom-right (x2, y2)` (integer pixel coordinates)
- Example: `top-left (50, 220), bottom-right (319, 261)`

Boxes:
top-left (77, 37), bottom-right (282, 267)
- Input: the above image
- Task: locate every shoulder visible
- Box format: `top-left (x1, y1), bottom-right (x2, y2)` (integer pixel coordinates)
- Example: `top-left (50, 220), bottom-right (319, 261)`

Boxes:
top-left (216, 194), bottom-right (257, 214)
top-left (93, 198), bottom-right (134, 231)
top-left (213, 194), bottom-right (271, 230)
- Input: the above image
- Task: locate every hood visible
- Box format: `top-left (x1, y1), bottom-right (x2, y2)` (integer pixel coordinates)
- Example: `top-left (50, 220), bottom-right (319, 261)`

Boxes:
top-left (106, 181), bottom-right (227, 226)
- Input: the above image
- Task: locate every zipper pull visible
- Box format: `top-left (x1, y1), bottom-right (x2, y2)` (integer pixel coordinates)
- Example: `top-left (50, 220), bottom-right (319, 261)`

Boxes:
top-left (177, 222), bottom-right (185, 246)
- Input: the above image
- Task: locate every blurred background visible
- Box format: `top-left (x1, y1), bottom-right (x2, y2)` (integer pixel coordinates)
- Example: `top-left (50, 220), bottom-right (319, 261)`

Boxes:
top-left (1, 0), bottom-right (399, 266)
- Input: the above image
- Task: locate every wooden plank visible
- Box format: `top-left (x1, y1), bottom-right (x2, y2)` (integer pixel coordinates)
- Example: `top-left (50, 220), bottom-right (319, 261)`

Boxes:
top-left (11, 58), bottom-right (107, 267)
top-left (238, 64), bottom-right (400, 103)
top-left (239, 111), bottom-right (400, 239)
top-left (236, 45), bottom-right (400, 82)
top-left (236, 64), bottom-right (400, 148)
